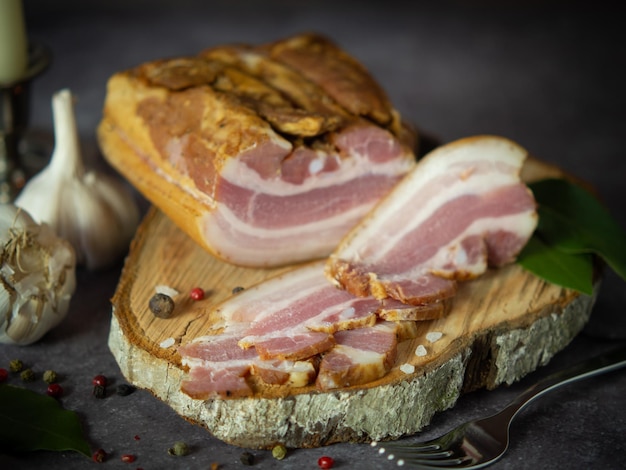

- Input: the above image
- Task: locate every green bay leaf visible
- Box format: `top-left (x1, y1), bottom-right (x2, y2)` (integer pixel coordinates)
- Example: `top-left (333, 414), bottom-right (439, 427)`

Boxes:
top-left (517, 234), bottom-right (594, 295)
top-left (0, 384), bottom-right (91, 457)
top-left (528, 178), bottom-right (626, 281)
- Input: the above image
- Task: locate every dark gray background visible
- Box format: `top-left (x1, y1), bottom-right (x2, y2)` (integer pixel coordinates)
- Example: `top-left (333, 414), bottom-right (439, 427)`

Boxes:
top-left (1, 1), bottom-right (625, 469)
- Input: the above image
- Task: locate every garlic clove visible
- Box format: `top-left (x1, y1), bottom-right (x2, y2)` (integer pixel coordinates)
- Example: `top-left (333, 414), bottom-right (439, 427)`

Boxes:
top-left (84, 171), bottom-right (139, 241)
top-left (2, 295), bottom-right (46, 346)
top-left (66, 175), bottom-right (139, 270)
top-left (82, 171), bottom-right (139, 266)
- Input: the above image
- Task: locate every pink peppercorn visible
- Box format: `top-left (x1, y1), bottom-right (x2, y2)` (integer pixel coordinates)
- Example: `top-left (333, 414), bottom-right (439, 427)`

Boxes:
top-left (190, 287), bottom-right (205, 301)
top-left (0, 368), bottom-right (8, 382)
top-left (92, 374), bottom-right (108, 387)
top-left (46, 383), bottom-right (63, 398)
top-left (121, 454), bottom-right (136, 463)
top-left (92, 448), bottom-right (107, 463)
top-left (318, 455), bottom-right (335, 469)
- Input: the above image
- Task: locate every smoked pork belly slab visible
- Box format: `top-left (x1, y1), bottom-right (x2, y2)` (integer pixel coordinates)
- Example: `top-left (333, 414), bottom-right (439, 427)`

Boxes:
top-left (98, 33), bottom-right (417, 267)
top-left (326, 135), bottom-right (538, 306)
top-left (177, 261), bottom-right (426, 397)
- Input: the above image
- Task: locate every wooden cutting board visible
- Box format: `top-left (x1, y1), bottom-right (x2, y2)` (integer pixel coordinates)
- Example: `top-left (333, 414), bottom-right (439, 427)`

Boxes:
top-left (107, 157), bottom-right (597, 449)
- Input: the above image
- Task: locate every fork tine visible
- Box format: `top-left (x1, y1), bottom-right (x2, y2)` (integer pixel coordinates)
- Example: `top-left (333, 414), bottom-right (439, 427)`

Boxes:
top-left (372, 441), bottom-right (442, 453)
top-left (395, 456), bottom-right (473, 468)
top-left (378, 446), bottom-right (454, 459)
top-left (372, 440), bottom-right (474, 468)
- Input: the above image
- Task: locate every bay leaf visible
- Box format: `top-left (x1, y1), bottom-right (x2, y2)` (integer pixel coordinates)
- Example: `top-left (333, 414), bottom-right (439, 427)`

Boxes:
top-left (517, 234), bottom-right (594, 295)
top-left (0, 384), bottom-right (91, 457)
top-left (528, 178), bottom-right (626, 281)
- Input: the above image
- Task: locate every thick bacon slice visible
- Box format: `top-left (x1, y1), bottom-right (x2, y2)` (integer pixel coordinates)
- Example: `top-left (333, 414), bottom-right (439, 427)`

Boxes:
top-left (326, 135), bottom-right (538, 305)
top-left (379, 298), bottom-right (448, 321)
top-left (179, 335), bottom-right (257, 399)
top-left (98, 33), bottom-right (416, 267)
top-left (250, 359), bottom-right (318, 387)
top-left (179, 333), bottom-right (318, 398)
top-left (316, 322), bottom-right (399, 390)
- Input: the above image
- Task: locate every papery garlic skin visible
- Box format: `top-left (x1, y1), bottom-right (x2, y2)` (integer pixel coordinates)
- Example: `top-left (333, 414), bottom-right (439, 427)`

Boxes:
top-left (0, 205), bottom-right (76, 345)
top-left (15, 88), bottom-right (140, 270)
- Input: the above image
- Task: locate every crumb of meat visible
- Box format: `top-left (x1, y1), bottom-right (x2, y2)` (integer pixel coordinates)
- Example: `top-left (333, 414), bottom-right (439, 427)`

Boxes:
top-left (415, 344), bottom-right (427, 357)
top-left (425, 331), bottom-right (443, 343)
top-left (399, 363), bottom-right (415, 374)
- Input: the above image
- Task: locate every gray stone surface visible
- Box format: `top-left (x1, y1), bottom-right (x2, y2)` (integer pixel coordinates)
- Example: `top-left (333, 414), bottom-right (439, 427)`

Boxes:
top-left (1, 1), bottom-right (625, 469)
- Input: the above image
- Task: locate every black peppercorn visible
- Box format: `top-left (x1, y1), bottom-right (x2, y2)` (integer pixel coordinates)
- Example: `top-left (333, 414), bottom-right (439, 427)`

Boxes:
top-left (93, 384), bottom-right (106, 399)
top-left (231, 286), bottom-right (245, 294)
top-left (240, 451), bottom-right (254, 466)
top-left (149, 293), bottom-right (175, 318)
top-left (116, 383), bottom-right (136, 396)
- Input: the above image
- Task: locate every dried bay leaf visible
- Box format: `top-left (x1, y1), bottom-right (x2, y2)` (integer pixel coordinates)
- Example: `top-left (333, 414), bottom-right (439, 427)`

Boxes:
top-left (0, 384), bottom-right (91, 457)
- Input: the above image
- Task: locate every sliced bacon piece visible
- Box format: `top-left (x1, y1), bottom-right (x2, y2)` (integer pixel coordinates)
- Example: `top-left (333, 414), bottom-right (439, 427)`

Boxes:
top-left (252, 332), bottom-right (335, 361)
top-left (179, 333), bottom-right (320, 397)
top-left (326, 135), bottom-right (538, 305)
top-left (99, 33), bottom-right (417, 268)
top-left (181, 362), bottom-right (251, 399)
top-left (250, 359), bottom-right (318, 387)
top-left (179, 335), bottom-right (257, 399)
top-left (378, 298), bottom-right (449, 322)
top-left (316, 322), bottom-right (399, 390)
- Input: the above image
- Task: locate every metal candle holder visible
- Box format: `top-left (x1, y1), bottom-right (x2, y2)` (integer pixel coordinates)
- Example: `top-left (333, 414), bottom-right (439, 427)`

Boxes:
top-left (0, 43), bottom-right (50, 203)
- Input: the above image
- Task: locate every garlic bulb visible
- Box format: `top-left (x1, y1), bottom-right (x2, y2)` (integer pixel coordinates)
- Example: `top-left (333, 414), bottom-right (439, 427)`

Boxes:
top-left (15, 88), bottom-right (140, 270)
top-left (0, 204), bottom-right (76, 345)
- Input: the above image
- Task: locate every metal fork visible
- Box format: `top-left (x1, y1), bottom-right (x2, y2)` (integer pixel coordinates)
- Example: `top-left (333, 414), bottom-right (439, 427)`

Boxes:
top-left (372, 345), bottom-right (626, 469)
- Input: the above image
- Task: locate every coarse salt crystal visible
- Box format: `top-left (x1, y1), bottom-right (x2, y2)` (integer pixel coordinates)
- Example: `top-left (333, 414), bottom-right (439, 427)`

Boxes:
top-left (399, 363), bottom-right (415, 374)
top-left (159, 337), bottom-right (175, 348)
top-left (308, 157), bottom-right (324, 174)
top-left (156, 285), bottom-right (180, 297)
top-left (425, 331), bottom-right (443, 343)
top-left (415, 344), bottom-right (427, 357)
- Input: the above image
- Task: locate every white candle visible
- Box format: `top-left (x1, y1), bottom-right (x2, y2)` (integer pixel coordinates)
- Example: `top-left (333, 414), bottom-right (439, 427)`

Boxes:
top-left (0, 0), bottom-right (28, 84)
